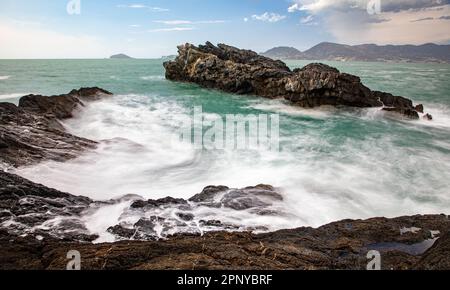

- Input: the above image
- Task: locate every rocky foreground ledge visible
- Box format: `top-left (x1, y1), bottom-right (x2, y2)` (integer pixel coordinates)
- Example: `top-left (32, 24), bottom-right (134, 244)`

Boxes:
top-left (0, 170), bottom-right (449, 270)
top-left (164, 42), bottom-right (431, 120)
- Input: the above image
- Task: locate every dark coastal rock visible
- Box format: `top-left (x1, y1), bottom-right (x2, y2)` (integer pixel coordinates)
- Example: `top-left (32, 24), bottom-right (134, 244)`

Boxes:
top-left (382, 107), bottom-right (420, 119)
top-left (19, 87), bottom-right (112, 119)
top-left (164, 42), bottom-right (428, 119)
top-left (415, 104), bottom-right (424, 113)
top-left (0, 88), bottom-right (112, 167)
top-left (187, 184), bottom-right (282, 211)
top-left (108, 185), bottom-right (285, 240)
top-left (1, 213), bottom-right (448, 270)
top-left (1, 170), bottom-right (449, 270)
top-left (131, 196), bottom-right (188, 209)
top-left (415, 231), bottom-right (450, 270)
top-left (176, 212), bottom-right (194, 221)
top-left (220, 185), bottom-right (283, 211)
top-left (0, 171), bottom-right (94, 242)
top-left (107, 225), bottom-right (136, 239)
top-left (188, 185), bottom-right (229, 203)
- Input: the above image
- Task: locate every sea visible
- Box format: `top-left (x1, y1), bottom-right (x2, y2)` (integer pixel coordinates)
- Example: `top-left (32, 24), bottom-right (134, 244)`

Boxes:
top-left (1, 59), bottom-right (449, 241)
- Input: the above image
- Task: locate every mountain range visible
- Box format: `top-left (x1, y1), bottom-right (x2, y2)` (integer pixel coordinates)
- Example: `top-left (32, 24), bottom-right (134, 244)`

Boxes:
top-left (261, 42), bottom-right (450, 63)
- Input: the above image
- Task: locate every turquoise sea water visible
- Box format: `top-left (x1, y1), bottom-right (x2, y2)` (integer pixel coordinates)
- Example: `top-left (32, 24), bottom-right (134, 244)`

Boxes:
top-left (1, 59), bottom-right (450, 233)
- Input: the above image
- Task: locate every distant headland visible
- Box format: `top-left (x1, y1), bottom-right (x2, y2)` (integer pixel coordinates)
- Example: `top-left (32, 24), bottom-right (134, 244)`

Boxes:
top-left (110, 53), bottom-right (134, 59)
top-left (261, 42), bottom-right (450, 64)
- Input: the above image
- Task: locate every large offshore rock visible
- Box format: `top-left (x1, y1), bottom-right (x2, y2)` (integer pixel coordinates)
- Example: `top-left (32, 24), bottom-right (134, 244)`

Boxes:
top-left (164, 42), bottom-right (427, 119)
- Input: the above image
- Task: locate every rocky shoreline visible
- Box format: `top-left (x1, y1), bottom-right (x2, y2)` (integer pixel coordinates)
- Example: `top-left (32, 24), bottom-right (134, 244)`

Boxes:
top-left (1, 170), bottom-right (449, 270)
top-left (164, 42), bottom-right (432, 120)
top-left (0, 87), bottom-right (448, 270)
top-left (0, 87), bottom-right (112, 167)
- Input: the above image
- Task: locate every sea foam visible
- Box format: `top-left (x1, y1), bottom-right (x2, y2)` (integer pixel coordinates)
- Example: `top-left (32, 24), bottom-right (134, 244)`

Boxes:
top-left (13, 93), bottom-right (450, 239)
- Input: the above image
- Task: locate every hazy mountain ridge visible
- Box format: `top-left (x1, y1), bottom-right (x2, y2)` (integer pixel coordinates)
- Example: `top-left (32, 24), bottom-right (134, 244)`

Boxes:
top-left (262, 42), bottom-right (450, 63)
top-left (110, 53), bottom-right (134, 59)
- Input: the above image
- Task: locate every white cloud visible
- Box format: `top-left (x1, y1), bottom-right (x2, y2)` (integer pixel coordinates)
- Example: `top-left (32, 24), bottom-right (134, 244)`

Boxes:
top-left (288, 3), bottom-right (302, 13)
top-left (148, 27), bottom-right (195, 32)
top-left (153, 20), bottom-right (226, 25)
top-left (196, 20), bottom-right (227, 24)
top-left (154, 20), bottom-right (192, 25)
top-left (300, 15), bottom-right (315, 24)
top-left (0, 21), bottom-right (108, 59)
top-left (325, 5), bottom-right (450, 44)
top-left (251, 12), bottom-right (287, 23)
top-left (117, 4), bottom-right (169, 12)
top-left (288, 0), bottom-right (450, 44)
top-left (288, 0), bottom-right (450, 14)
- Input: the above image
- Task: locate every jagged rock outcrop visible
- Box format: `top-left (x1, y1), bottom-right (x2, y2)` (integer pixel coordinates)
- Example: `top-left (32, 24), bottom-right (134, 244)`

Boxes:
top-left (108, 185), bottom-right (284, 241)
top-left (164, 42), bottom-right (428, 119)
top-left (0, 171), bottom-right (96, 242)
top-left (0, 87), bottom-right (112, 167)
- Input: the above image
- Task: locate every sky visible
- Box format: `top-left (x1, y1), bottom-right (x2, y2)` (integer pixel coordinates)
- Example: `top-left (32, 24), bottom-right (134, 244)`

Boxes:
top-left (0, 0), bottom-right (450, 58)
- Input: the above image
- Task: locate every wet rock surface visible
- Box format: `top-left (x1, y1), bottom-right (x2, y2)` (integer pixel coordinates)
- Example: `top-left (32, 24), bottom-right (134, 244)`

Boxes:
top-left (1, 213), bottom-right (449, 270)
top-left (107, 185), bottom-right (286, 241)
top-left (0, 171), bottom-right (96, 242)
top-left (0, 87), bottom-right (112, 167)
top-left (164, 42), bottom-right (427, 119)
top-left (0, 170), bottom-right (449, 270)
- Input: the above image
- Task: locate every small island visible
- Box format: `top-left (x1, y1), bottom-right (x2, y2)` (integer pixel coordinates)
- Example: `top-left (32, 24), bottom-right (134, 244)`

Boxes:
top-left (110, 53), bottom-right (134, 59)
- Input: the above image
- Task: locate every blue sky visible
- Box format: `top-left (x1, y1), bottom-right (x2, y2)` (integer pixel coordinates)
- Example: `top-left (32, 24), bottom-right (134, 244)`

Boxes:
top-left (1, 0), bottom-right (449, 58)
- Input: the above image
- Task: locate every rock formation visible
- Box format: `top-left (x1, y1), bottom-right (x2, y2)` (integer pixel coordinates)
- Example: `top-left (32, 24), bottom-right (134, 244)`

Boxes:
top-left (1, 169), bottom-right (449, 270)
top-left (164, 42), bottom-right (428, 119)
top-left (0, 87), bottom-right (112, 167)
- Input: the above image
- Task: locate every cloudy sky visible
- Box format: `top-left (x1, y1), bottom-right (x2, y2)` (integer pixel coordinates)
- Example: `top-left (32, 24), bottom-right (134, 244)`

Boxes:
top-left (0, 0), bottom-right (449, 58)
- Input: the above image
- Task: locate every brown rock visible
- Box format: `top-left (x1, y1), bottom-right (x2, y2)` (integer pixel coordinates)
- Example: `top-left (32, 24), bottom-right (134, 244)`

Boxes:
top-left (164, 42), bottom-right (425, 119)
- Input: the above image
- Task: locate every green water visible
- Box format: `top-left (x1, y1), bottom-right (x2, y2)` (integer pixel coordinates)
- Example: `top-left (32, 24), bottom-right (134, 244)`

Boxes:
top-left (1, 59), bottom-right (450, 228)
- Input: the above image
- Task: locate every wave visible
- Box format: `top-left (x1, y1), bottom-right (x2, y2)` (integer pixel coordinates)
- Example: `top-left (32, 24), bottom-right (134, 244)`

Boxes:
top-left (415, 105), bottom-right (450, 129)
top-left (0, 76), bottom-right (11, 80)
top-left (246, 98), bottom-right (335, 119)
top-left (141, 75), bottom-right (165, 81)
top-left (0, 93), bottom-right (27, 100)
top-left (13, 93), bottom-right (450, 240)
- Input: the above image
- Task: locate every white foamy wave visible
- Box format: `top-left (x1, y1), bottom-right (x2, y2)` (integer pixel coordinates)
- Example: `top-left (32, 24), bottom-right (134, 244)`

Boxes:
top-left (246, 99), bottom-right (335, 119)
top-left (0, 93), bottom-right (27, 100)
top-left (0, 76), bottom-right (11, 80)
top-left (141, 75), bottom-right (165, 81)
top-left (13, 93), bottom-right (450, 237)
top-left (414, 104), bottom-right (450, 129)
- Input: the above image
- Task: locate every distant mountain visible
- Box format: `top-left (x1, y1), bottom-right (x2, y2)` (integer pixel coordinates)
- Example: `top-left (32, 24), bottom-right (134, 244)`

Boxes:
top-left (262, 47), bottom-right (305, 59)
top-left (161, 55), bottom-right (177, 61)
top-left (262, 42), bottom-right (450, 63)
top-left (110, 53), bottom-right (133, 59)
